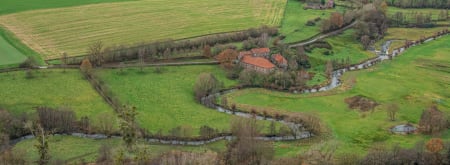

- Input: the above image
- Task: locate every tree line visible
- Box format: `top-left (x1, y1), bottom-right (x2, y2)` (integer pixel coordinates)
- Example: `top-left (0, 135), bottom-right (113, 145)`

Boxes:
top-left (62, 26), bottom-right (278, 65)
top-left (389, 10), bottom-right (448, 27)
top-left (386, 0), bottom-right (450, 9)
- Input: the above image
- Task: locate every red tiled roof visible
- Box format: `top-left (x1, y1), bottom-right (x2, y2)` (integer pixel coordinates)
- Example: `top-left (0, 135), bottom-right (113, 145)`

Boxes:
top-left (241, 55), bottom-right (275, 69)
top-left (273, 54), bottom-right (287, 64)
top-left (251, 48), bottom-right (270, 54)
top-left (239, 51), bottom-right (252, 58)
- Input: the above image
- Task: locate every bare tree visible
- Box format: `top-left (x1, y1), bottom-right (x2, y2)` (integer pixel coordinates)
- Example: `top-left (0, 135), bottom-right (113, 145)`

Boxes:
top-left (223, 117), bottom-right (274, 165)
top-left (138, 48), bottom-right (145, 72)
top-left (60, 52), bottom-right (68, 73)
top-left (386, 103), bottom-right (399, 121)
top-left (25, 122), bottom-right (51, 165)
top-left (325, 61), bottom-right (333, 78)
top-left (88, 41), bottom-right (104, 67)
top-left (419, 105), bottom-right (448, 134)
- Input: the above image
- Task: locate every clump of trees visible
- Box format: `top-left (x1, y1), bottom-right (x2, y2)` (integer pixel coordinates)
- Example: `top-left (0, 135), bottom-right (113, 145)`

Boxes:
top-left (36, 106), bottom-right (76, 133)
top-left (389, 11), bottom-right (441, 28)
top-left (418, 105), bottom-right (448, 134)
top-left (222, 117), bottom-right (274, 165)
top-left (386, 0), bottom-right (450, 8)
top-left (359, 138), bottom-right (449, 164)
top-left (354, 2), bottom-right (389, 50)
top-left (321, 12), bottom-right (345, 33)
top-left (193, 73), bottom-right (224, 102)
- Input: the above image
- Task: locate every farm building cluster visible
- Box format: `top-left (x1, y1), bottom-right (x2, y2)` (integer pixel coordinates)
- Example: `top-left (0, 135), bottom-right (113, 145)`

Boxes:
top-left (238, 48), bottom-right (287, 74)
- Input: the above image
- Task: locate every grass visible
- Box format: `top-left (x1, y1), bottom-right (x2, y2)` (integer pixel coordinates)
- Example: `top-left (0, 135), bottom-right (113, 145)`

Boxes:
top-left (280, 0), bottom-right (345, 43)
top-left (375, 27), bottom-right (449, 49)
top-left (308, 29), bottom-right (375, 64)
top-left (0, 0), bottom-right (287, 59)
top-left (387, 7), bottom-right (449, 22)
top-left (223, 35), bottom-right (450, 155)
top-left (0, 69), bottom-right (115, 120)
top-left (0, 27), bottom-right (44, 67)
top-left (0, 0), bottom-right (134, 15)
top-left (305, 29), bottom-right (376, 86)
top-left (0, 31), bottom-right (26, 66)
top-left (97, 65), bottom-right (278, 135)
top-left (13, 135), bottom-right (227, 163)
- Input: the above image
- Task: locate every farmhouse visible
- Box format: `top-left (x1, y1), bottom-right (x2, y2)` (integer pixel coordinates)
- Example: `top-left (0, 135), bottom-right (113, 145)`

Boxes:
top-left (272, 53), bottom-right (288, 69)
top-left (238, 48), bottom-right (290, 74)
top-left (240, 55), bottom-right (276, 74)
top-left (251, 48), bottom-right (271, 57)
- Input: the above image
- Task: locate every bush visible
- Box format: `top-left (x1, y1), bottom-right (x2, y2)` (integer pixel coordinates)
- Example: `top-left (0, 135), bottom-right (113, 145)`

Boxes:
top-left (306, 20), bottom-right (316, 26)
top-left (193, 73), bottom-right (224, 102)
top-left (36, 106), bottom-right (76, 133)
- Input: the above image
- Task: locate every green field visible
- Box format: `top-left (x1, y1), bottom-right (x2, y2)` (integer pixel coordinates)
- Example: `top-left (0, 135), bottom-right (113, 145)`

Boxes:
top-left (387, 7), bottom-right (449, 22)
top-left (0, 27), bottom-right (45, 67)
top-left (308, 29), bottom-right (375, 64)
top-left (97, 65), bottom-right (279, 135)
top-left (280, 0), bottom-right (344, 43)
top-left (376, 27), bottom-right (449, 49)
top-left (0, 0), bottom-right (286, 59)
top-left (0, 32), bottom-right (26, 66)
top-left (224, 35), bottom-right (450, 154)
top-left (13, 135), bottom-right (227, 163)
top-left (0, 69), bottom-right (114, 120)
top-left (0, 0), bottom-right (134, 15)
top-left (305, 29), bottom-right (376, 86)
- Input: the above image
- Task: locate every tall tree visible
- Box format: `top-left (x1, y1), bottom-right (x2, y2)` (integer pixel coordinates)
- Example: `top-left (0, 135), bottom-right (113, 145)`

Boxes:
top-left (193, 73), bottom-right (224, 102)
top-left (60, 52), bottom-right (68, 73)
top-left (386, 103), bottom-right (399, 121)
top-left (223, 117), bottom-right (274, 165)
top-left (325, 61), bottom-right (333, 78)
top-left (419, 105), bottom-right (448, 134)
top-left (216, 49), bottom-right (238, 70)
top-left (330, 12), bottom-right (344, 29)
top-left (119, 105), bottom-right (138, 150)
top-left (203, 45), bottom-right (212, 58)
top-left (80, 58), bottom-right (93, 75)
top-left (88, 41), bottom-right (104, 67)
top-left (25, 122), bottom-right (50, 165)
top-left (138, 48), bottom-right (145, 72)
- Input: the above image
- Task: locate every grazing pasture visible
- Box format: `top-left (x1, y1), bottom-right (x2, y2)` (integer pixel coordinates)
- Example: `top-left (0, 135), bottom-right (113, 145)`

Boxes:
top-left (0, 0), bottom-right (287, 59)
top-left (280, 0), bottom-right (344, 43)
top-left (97, 65), bottom-right (278, 135)
top-left (0, 32), bottom-right (26, 66)
top-left (0, 69), bottom-right (114, 119)
top-left (0, 0), bottom-right (133, 15)
top-left (224, 36), bottom-right (450, 154)
top-left (13, 135), bottom-right (227, 163)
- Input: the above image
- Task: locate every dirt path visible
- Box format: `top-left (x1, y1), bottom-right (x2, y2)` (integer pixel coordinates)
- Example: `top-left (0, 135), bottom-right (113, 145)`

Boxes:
top-left (288, 22), bottom-right (357, 48)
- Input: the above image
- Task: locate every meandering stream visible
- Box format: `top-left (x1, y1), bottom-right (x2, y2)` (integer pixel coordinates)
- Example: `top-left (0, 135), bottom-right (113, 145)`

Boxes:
top-left (6, 32), bottom-right (448, 147)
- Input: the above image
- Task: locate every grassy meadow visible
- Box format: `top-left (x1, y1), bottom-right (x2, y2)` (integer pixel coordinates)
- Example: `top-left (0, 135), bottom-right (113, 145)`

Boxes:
top-left (280, 0), bottom-right (345, 43)
top-left (223, 35), bottom-right (450, 155)
top-left (0, 31), bottom-right (26, 66)
top-left (0, 27), bottom-right (44, 67)
top-left (305, 29), bottom-right (376, 86)
top-left (376, 27), bottom-right (449, 49)
top-left (0, 0), bottom-right (287, 59)
top-left (13, 135), bottom-right (227, 163)
top-left (0, 69), bottom-right (115, 120)
top-left (97, 65), bottom-right (279, 135)
top-left (0, 0), bottom-right (134, 15)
